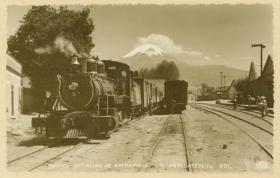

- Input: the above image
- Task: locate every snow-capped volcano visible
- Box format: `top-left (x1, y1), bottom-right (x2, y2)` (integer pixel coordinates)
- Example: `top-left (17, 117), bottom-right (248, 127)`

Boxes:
top-left (118, 44), bottom-right (248, 87)
top-left (123, 44), bottom-right (166, 58)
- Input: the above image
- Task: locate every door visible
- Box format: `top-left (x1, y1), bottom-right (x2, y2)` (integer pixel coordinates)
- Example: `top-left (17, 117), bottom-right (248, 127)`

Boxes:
top-left (11, 85), bottom-right (14, 116)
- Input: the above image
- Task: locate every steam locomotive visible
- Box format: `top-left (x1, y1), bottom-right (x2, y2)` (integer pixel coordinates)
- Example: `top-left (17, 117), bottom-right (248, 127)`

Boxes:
top-left (33, 55), bottom-right (163, 140)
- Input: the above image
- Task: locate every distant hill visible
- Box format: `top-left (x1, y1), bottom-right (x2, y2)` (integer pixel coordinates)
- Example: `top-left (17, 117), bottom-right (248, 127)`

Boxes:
top-left (118, 44), bottom-right (248, 88)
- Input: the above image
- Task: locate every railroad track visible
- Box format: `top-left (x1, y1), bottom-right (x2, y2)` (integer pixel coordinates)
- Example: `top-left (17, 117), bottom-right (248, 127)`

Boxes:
top-left (8, 110), bottom-right (154, 172)
top-left (7, 139), bottom-right (84, 171)
top-left (191, 104), bottom-right (273, 159)
top-left (191, 104), bottom-right (273, 135)
top-left (145, 114), bottom-right (192, 172)
top-left (220, 104), bottom-right (274, 118)
top-left (199, 102), bottom-right (274, 122)
top-left (7, 139), bottom-right (63, 164)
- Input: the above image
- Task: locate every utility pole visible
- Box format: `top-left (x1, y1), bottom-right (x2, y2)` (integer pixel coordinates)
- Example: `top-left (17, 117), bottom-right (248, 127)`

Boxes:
top-left (220, 72), bottom-right (223, 99)
top-left (196, 85), bottom-right (199, 100)
top-left (223, 75), bottom-right (226, 99)
top-left (252, 44), bottom-right (265, 96)
top-left (252, 44), bottom-right (265, 76)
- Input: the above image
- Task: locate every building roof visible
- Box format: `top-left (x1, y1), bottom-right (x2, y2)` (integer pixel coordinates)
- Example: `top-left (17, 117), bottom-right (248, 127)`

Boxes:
top-left (215, 80), bottom-right (236, 92)
top-left (248, 62), bottom-right (261, 82)
top-left (6, 52), bottom-right (22, 77)
top-left (262, 55), bottom-right (274, 76)
top-left (215, 86), bottom-right (230, 92)
top-left (6, 52), bottom-right (22, 66)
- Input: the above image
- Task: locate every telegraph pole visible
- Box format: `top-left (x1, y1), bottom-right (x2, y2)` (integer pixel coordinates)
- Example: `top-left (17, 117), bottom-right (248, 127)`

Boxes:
top-left (220, 72), bottom-right (223, 99)
top-left (223, 75), bottom-right (226, 98)
top-left (252, 44), bottom-right (265, 76)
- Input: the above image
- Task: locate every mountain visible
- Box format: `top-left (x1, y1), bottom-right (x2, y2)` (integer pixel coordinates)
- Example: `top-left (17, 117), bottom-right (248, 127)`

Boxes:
top-left (123, 44), bottom-right (166, 58)
top-left (119, 44), bottom-right (174, 70)
top-left (118, 44), bottom-right (249, 88)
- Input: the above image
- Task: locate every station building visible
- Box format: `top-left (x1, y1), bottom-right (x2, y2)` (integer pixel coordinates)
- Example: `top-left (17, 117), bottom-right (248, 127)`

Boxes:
top-left (6, 52), bottom-right (22, 118)
top-left (197, 80), bottom-right (237, 101)
top-left (248, 55), bottom-right (274, 107)
top-left (215, 80), bottom-right (237, 99)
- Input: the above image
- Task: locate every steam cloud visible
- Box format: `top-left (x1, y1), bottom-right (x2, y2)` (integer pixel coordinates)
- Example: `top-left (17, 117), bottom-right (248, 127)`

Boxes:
top-left (35, 35), bottom-right (78, 56)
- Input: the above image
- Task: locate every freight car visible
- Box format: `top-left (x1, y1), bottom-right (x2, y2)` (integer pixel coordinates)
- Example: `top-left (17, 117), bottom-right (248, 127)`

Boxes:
top-left (32, 55), bottom-right (162, 140)
top-left (164, 80), bottom-right (188, 114)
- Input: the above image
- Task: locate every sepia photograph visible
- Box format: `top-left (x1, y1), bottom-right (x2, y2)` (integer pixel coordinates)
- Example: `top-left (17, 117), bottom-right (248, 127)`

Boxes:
top-left (4, 2), bottom-right (277, 174)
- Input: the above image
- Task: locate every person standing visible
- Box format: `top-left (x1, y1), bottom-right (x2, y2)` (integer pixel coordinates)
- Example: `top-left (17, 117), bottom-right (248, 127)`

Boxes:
top-left (256, 96), bottom-right (260, 105)
top-left (233, 96), bottom-right (237, 109)
top-left (159, 97), bottom-right (165, 114)
top-left (248, 95), bottom-right (251, 106)
top-left (258, 96), bottom-right (267, 117)
top-left (149, 98), bottom-right (153, 116)
top-left (170, 99), bottom-right (176, 114)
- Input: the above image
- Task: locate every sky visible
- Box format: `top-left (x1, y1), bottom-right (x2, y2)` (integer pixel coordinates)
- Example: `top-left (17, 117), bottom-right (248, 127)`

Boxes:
top-left (7, 5), bottom-right (273, 71)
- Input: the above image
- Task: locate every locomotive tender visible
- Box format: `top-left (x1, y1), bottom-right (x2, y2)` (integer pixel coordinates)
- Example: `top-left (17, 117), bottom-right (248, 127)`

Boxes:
top-left (33, 55), bottom-right (163, 140)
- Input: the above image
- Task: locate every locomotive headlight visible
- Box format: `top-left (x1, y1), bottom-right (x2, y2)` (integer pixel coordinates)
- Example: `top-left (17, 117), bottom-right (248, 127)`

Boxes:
top-left (69, 82), bottom-right (79, 91)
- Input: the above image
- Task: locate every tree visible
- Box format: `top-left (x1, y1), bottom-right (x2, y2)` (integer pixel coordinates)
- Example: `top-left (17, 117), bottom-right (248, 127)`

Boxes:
top-left (200, 83), bottom-right (214, 100)
top-left (8, 6), bottom-right (95, 92)
top-left (233, 77), bottom-right (249, 102)
top-left (139, 60), bottom-right (180, 81)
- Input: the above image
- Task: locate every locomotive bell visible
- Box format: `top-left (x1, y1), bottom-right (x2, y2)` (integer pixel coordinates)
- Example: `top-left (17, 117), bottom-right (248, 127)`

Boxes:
top-left (70, 54), bottom-right (80, 67)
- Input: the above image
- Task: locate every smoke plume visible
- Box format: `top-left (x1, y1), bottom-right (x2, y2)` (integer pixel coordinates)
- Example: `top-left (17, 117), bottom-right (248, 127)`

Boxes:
top-left (35, 35), bottom-right (78, 56)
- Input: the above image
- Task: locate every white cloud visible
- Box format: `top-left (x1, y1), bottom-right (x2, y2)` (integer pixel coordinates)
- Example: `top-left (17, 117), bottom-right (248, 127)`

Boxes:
top-left (135, 34), bottom-right (202, 57)
top-left (215, 54), bottom-right (221, 57)
top-left (204, 56), bottom-right (211, 60)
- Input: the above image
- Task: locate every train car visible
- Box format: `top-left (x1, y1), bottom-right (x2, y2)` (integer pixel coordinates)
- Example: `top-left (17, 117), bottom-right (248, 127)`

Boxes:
top-left (133, 78), bottom-right (163, 112)
top-left (164, 80), bottom-right (188, 114)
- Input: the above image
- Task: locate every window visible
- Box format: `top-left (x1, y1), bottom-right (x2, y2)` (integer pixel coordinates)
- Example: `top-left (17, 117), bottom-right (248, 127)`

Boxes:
top-left (121, 71), bottom-right (127, 77)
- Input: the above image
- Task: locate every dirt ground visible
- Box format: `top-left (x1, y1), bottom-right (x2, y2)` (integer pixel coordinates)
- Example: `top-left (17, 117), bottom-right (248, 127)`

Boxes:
top-left (6, 113), bottom-right (61, 163)
top-left (6, 105), bottom-right (273, 173)
top-left (185, 105), bottom-right (273, 173)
